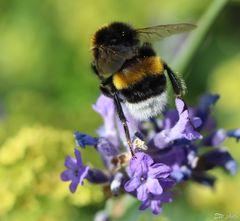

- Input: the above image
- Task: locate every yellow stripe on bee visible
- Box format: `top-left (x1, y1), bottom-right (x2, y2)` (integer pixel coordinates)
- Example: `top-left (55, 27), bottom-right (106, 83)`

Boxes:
top-left (113, 56), bottom-right (164, 90)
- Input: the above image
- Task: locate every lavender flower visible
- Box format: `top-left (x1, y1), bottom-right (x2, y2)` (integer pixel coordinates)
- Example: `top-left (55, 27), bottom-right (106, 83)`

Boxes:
top-left (92, 94), bottom-right (119, 146)
top-left (152, 98), bottom-right (202, 149)
top-left (139, 192), bottom-right (173, 215)
top-left (75, 131), bottom-right (98, 148)
top-left (124, 152), bottom-right (172, 201)
top-left (61, 148), bottom-right (89, 193)
top-left (61, 93), bottom-right (238, 216)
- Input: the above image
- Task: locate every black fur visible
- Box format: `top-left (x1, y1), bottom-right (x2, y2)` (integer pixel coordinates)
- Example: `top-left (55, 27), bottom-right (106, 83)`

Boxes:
top-left (138, 42), bottom-right (156, 58)
top-left (99, 76), bottom-right (115, 98)
top-left (163, 63), bottom-right (185, 96)
top-left (94, 22), bottom-right (139, 47)
top-left (120, 74), bottom-right (166, 103)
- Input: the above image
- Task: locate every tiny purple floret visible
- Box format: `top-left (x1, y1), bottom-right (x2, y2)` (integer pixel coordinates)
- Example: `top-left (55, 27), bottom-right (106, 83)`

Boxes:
top-left (61, 148), bottom-right (89, 193)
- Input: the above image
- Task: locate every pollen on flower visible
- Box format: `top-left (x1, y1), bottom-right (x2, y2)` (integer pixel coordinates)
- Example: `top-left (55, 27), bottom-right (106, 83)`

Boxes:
top-left (133, 136), bottom-right (148, 151)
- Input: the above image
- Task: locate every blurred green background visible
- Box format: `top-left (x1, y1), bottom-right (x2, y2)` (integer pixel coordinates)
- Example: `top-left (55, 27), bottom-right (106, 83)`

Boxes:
top-left (0, 0), bottom-right (240, 220)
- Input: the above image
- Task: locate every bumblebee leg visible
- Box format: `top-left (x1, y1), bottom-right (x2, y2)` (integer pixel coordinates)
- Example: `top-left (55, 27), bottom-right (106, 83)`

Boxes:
top-left (99, 76), bottom-right (117, 98)
top-left (164, 64), bottom-right (197, 130)
top-left (100, 83), bottom-right (114, 98)
top-left (113, 92), bottom-right (134, 156)
top-left (163, 63), bottom-right (185, 97)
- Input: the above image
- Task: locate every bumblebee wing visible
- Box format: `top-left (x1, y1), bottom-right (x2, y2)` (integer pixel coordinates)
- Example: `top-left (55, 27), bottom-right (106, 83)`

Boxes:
top-left (136, 23), bottom-right (196, 41)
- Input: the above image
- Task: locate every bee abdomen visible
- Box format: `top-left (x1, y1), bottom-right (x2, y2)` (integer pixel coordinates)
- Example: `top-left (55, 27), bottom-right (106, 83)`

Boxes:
top-left (125, 91), bottom-right (167, 120)
top-left (120, 74), bottom-right (166, 103)
top-left (120, 74), bottom-right (167, 120)
top-left (113, 56), bottom-right (164, 90)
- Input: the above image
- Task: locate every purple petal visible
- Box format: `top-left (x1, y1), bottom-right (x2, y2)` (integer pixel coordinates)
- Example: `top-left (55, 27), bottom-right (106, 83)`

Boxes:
top-left (163, 109), bottom-right (179, 129)
top-left (129, 152), bottom-right (153, 175)
top-left (158, 192), bottom-right (173, 203)
top-left (148, 99), bottom-right (202, 149)
top-left (64, 156), bottom-right (77, 169)
top-left (204, 115), bottom-right (217, 131)
top-left (61, 148), bottom-right (89, 193)
top-left (124, 177), bottom-right (141, 192)
top-left (173, 114), bottom-right (202, 141)
top-left (152, 131), bottom-right (169, 149)
top-left (139, 193), bottom-right (172, 214)
top-left (137, 184), bottom-right (149, 201)
top-left (159, 178), bottom-right (176, 191)
top-left (69, 180), bottom-right (79, 193)
top-left (166, 100), bottom-right (202, 142)
top-left (196, 148), bottom-right (237, 175)
top-left (96, 138), bottom-right (119, 157)
top-left (87, 169), bottom-right (109, 184)
top-left (135, 161), bottom-right (149, 177)
top-left (171, 110), bottom-right (189, 137)
top-left (196, 94), bottom-right (219, 128)
top-left (173, 99), bottom-right (202, 141)
top-left (68, 166), bottom-right (89, 192)
top-left (96, 126), bottom-right (119, 147)
top-left (225, 160), bottom-right (237, 175)
top-left (203, 129), bottom-right (227, 147)
top-left (148, 163), bottom-right (171, 178)
top-left (79, 166), bottom-right (89, 185)
top-left (139, 199), bottom-right (151, 211)
top-left (151, 201), bottom-right (162, 215)
top-left (171, 167), bottom-right (191, 182)
top-left (184, 121), bottom-right (202, 140)
top-left (145, 178), bottom-right (163, 195)
top-left (74, 131), bottom-right (98, 148)
top-left (60, 170), bottom-right (73, 181)
top-left (153, 145), bottom-right (187, 167)
top-left (192, 117), bottom-right (202, 128)
top-left (74, 148), bottom-right (83, 167)
top-left (92, 95), bottom-right (118, 145)
top-left (199, 94), bottom-right (219, 110)
top-left (176, 98), bottom-right (185, 114)
top-left (227, 129), bottom-right (240, 141)
top-left (75, 148), bottom-right (89, 184)
top-left (92, 94), bottom-right (115, 119)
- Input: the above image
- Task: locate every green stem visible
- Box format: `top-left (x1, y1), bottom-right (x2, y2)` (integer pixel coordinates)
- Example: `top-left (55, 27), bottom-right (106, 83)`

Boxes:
top-left (173, 0), bottom-right (229, 74)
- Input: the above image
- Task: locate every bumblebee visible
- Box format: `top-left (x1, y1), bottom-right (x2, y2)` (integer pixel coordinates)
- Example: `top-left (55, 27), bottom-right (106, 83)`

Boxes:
top-left (91, 22), bottom-right (196, 155)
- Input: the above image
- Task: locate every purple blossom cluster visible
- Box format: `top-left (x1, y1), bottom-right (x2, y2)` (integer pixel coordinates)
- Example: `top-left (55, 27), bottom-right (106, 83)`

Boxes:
top-left (61, 94), bottom-right (239, 215)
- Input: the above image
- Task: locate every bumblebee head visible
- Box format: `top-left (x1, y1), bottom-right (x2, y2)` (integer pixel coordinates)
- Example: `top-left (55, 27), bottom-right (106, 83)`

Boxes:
top-left (91, 22), bottom-right (140, 74)
top-left (92, 22), bottom-right (139, 48)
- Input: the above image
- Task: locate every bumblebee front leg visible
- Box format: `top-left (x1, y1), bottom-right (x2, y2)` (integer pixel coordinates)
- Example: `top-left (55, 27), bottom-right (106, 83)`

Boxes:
top-left (113, 92), bottom-right (135, 156)
top-left (99, 83), bottom-right (114, 98)
top-left (99, 82), bottom-right (134, 155)
top-left (163, 63), bottom-right (186, 97)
